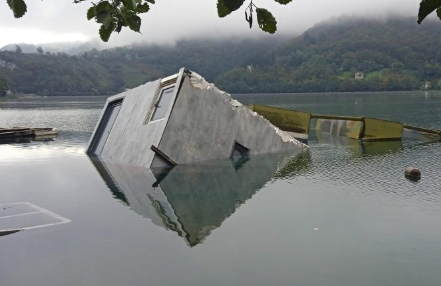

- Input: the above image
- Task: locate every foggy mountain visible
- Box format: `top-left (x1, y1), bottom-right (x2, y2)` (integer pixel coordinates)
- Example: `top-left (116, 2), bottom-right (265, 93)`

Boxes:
top-left (0, 39), bottom-right (108, 55)
top-left (1, 16), bottom-right (441, 96)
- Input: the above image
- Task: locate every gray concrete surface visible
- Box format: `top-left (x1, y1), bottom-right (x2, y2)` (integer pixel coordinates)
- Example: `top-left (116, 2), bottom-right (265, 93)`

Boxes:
top-left (156, 76), bottom-right (305, 165)
top-left (89, 69), bottom-right (184, 168)
top-left (88, 69), bottom-right (305, 168)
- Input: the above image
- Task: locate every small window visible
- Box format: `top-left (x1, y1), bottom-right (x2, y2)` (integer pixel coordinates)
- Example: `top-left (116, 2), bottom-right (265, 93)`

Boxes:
top-left (150, 87), bottom-right (175, 122)
top-left (230, 141), bottom-right (250, 163)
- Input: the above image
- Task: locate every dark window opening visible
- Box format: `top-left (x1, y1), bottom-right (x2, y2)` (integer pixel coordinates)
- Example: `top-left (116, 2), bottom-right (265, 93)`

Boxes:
top-left (230, 141), bottom-right (250, 165)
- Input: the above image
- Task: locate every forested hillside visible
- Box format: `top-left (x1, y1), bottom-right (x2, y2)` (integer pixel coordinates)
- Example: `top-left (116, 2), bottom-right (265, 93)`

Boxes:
top-left (217, 17), bottom-right (441, 92)
top-left (0, 76), bottom-right (8, 96)
top-left (0, 52), bottom-right (122, 95)
top-left (1, 17), bottom-right (441, 96)
top-left (0, 36), bottom-right (285, 96)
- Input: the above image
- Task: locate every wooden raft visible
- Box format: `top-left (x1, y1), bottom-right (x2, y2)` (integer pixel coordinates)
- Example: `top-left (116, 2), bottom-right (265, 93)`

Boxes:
top-left (0, 127), bottom-right (58, 139)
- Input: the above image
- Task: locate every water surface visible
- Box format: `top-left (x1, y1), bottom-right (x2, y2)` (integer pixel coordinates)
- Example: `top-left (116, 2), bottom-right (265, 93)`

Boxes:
top-left (1, 92), bottom-right (440, 286)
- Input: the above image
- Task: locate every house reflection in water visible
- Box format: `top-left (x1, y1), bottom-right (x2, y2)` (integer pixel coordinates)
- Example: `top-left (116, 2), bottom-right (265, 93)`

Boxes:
top-left (90, 151), bottom-right (310, 247)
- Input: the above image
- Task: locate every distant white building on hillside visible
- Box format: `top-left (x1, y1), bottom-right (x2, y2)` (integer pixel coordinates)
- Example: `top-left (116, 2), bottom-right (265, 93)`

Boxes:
top-left (355, 71), bottom-right (364, 80)
top-left (423, 80), bottom-right (431, 90)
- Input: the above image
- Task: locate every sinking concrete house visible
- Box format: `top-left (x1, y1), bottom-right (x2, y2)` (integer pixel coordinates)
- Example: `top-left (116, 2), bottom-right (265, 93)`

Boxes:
top-left (87, 68), bottom-right (305, 168)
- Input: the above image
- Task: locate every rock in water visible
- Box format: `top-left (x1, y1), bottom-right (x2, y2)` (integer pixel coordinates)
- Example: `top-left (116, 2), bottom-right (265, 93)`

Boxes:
top-left (405, 167), bottom-right (421, 180)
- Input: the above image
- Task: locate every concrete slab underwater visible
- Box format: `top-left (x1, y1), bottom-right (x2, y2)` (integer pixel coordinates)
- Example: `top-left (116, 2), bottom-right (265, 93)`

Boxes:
top-left (0, 202), bottom-right (71, 237)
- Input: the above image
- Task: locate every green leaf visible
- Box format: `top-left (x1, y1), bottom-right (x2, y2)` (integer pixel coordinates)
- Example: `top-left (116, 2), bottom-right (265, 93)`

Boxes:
top-left (145, 0), bottom-right (155, 3)
top-left (95, 11), bottom-right (111, 24)
top-left (437, 7), bottom-right (441, 20)
top-left (122, 0), bottom-right (137, 11)
top-left (87, 6), bottom-right (96, 20)
top-left (217, 0), bottom-right (245, 17)
top-left (224, 0), bottom-right (245, 11)
top-left (96, 1), bottom-right (113, 13)
top-left (99, 22), bottom-right (116, 42)
top-left (126, 14), bottom-right (142, 32)
top-left (136, 3), bottom-right (150, 13)
top-left (417, 0), bottom-right (441, 24)
top-left (217, 0), bottom-right (232, 17)
top-left (256, 8), bottom-right (277, 34)
top-left (7, 0), bottom-right (27, 18)
top-left (273, 0), bottom-right (293, 4)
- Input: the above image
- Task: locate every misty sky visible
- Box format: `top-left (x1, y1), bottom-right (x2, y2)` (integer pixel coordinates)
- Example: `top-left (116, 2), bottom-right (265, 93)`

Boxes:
top-left (0, 0), bottom-right (421, 48)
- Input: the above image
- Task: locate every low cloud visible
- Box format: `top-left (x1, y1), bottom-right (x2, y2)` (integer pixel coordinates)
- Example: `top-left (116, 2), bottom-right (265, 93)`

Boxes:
top-left (0, 0), bottom-right (421, 47)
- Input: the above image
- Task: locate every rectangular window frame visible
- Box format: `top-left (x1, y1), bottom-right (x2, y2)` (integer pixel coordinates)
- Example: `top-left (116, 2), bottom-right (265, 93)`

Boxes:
top-left (88, 97), bottom-right (124, 155)
top-left (148, 85), bottom-right (176, 124)
top-left (144, 74), bottom-right (178, 125)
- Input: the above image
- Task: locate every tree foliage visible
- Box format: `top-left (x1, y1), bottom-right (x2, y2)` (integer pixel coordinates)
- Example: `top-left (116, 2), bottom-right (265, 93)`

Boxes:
top-left (5, 0), bottom-right (441, 42)
top-left (6, 0), bottom-right (27, 18)
top-left (0, 76), bottom-right (8, 96)
top-left (418, 0), bottom-right (441, 23)
top-left (218, 0), bottom-right (292, 34)
top-left (216, 17), bottom-right (441, 93)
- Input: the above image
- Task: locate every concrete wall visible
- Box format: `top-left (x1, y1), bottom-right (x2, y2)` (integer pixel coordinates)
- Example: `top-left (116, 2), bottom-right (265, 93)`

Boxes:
top-left (156, 77), bottom-right (305, 165)
top-left (99, 81), bottom-right (161, 167)
top-left (93, 69), bottom-right (184, 168)
top-left (88, 69), bottom-right (305, 168)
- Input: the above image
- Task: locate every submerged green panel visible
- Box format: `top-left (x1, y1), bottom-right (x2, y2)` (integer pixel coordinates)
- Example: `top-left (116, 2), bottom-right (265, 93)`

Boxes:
top-left (402, 127), bottom-right (441, 142)
top-left (315, 119), bottom-right (363, 139)
top-left (249, 105), bottom-right (311, 134)
top-left (362, 117), bottom-right (403, 141)
top-left (361, 141), bottom-right (403, 156)
top-left (347, 121), bottom-right (363, 139)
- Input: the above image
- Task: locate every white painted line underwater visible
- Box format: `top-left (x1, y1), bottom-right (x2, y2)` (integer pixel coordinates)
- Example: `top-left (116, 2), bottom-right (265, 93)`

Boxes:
top-left (0, 211), bottom-right (41, 219)
top-left (0, 202), bottom-right (71, 231)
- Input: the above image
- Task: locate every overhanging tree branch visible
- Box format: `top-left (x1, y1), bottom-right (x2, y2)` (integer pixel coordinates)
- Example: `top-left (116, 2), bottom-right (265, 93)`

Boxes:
top-left (5, 0), bottom-right (440, 42)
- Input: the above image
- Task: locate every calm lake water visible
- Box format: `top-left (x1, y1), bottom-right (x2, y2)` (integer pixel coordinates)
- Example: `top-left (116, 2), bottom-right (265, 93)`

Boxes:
top-left (1, 92), bottom-right (441, 286)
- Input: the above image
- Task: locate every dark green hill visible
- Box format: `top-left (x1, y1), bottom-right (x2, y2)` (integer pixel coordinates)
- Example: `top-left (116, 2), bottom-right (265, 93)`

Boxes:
top-left (0, 36), bottom-right (285, 96)
top-left (216, 17), bottom-right (441, 93)
top-left (0, 74), bottom-right (8, 95)
top-left (1, 16), bottom-right (441, 96)
top-left (0, 52), bottom-right (122, 95)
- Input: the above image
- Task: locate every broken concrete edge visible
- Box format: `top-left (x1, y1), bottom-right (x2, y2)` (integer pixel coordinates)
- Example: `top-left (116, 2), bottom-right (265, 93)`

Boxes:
top-left (187, 71), bottom-right (308, 149)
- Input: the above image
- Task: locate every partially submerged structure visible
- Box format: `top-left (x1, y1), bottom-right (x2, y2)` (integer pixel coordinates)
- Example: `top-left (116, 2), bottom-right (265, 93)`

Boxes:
top-left (87, 68), bottom-right (439, 168)
top-left (87, 68), bottom-right (305, 168)
top-left (249, 105), bottom-right (441, 143)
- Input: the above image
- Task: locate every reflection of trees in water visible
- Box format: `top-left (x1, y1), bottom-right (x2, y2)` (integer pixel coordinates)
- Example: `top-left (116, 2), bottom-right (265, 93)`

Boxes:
top-left (274, 151), bottom-right (312, 179)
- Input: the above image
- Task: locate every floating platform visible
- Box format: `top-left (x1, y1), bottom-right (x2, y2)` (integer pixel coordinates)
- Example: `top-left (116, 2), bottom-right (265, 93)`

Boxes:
top-left (249, 105), bottom-right (441, 143)
top-left (0, 127), bottom-right (58, 142)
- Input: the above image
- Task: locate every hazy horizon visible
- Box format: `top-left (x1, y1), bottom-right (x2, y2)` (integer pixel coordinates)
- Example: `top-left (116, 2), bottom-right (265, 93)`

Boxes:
top-left (0, 0), bottom-right (424, 48)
